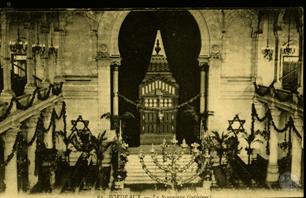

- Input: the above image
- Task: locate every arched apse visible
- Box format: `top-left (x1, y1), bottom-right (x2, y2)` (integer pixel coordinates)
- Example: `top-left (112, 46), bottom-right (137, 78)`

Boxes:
top-left (98, 10), bottom-right (210, 57)
top-left (117, 11), bottom-right (202, 146)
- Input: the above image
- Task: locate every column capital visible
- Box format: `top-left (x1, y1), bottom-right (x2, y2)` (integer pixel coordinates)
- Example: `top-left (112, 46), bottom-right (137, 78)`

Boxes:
top-left (199, 62), bottom-right (209, 72)
top-left (198, 55), bottom-right (209, 65)
top-left (110, 55), bottom-right (121, 68)
top-left (96, 51), bottom-right (110, 60)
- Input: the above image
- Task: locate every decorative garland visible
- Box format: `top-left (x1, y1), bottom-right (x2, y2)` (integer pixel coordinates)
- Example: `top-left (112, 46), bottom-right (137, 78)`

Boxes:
top-left (118, 93), bottom-right (200, 112)
top-left (253, 81), bottom-right (303, 104)
top-left (0, 132), bottom-right (22, 168)
top-left (0, 100), bottom-right (14, 122)
top-left (251, 102), bottom-right (301, 156)
top-left (0, 101), bottom-right (67, 168)
top-left (15, 89), bottom-right (39, 110)
top-left (253, 80), bottom-right (276, 97)
top-left (27, 121), bottom-right (39, 147)
top-left (0, 82), bottom-right (63, 121)
top-left (37, 85), bottom-right (52, 101)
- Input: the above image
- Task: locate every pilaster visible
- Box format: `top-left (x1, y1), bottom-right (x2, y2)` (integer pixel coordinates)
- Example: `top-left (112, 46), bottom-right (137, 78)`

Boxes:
top-left (97, 56), bottom-right (112, 131)
top-left (266, 102), bottom-right (280, 185)
top-left (0, 12), bottom-right (15, 102)
top-left (291, 110), bottom-right (303, 185)
top-left (207, 55), bottom-right (221, 132)
top-left (42, 106), bottom-right (53, 149)
top-left (24, 22), bottom-right (36, 94)
top-left (3, 124), bottom-right (21, 194)
top-left (198, 56), bottom-right (209, 137)
top-left (25, 113), bottom-right (40, 188)
top-left (41, 22), bottom-right (50, 86)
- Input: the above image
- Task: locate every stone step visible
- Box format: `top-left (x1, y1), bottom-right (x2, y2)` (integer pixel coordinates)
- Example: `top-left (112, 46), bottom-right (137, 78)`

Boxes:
top-left (125, 154), bottom-right (201, 184)
top-left (140, 133), bottom-right (175, 145)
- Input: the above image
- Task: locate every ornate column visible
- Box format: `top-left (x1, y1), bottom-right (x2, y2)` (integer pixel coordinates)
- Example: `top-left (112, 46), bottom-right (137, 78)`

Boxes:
top-left (24, 21), bottom-right (36, 93)
top-left (251, 31), bottom-right (259, 83)
top-left (111, 56), bottom-right (121, 133)
top-left (32, 21), bottom-right (44, 86)
top-left (266, 102), bottom-right (280, 185)
top-left (0, 12), bottom-right (15, 101)
top-left (53, 100), bottom-right (64, 150)
top-left (297, 14), bottom-right (303, 96)
top-left (198, 57), bottom-right (209, 138)
top-left (47, 23), bottom-right (57, 84)
top-left (54, 29), bottom-right (64, 82)
top-left (41, 22), bottom-right (50, 86)
top-left (42, 106), bottom-right (53, 149)
top-left (291, 110), bottom-right (303, 185)
top-left (26, 113), bottom-right (40, 188)
top-left (273, 26), bottom-right (281, 88)
top-left (252, 99), bottom-right (266, 156)
top-left (3, 124), bottom-right (21, 194)
top-left (112, 57), bottom-right (120, 117)
top-left (256, 28), bottom-right (264, 84)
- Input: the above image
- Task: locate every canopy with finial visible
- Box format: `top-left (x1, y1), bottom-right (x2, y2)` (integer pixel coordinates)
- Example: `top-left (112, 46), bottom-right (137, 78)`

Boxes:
top-left (147, 30), bottom-right (170, 72)
top-left (152, 30), bottom-right (166, 56)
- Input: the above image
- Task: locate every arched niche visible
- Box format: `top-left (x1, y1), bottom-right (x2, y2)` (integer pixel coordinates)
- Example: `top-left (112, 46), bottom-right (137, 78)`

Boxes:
top-left (98, 10), bottom-right (211, 58)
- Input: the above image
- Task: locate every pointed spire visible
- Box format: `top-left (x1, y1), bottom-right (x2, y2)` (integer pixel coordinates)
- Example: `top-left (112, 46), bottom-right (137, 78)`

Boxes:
top-left (152, 30), bottom-right (166, 56)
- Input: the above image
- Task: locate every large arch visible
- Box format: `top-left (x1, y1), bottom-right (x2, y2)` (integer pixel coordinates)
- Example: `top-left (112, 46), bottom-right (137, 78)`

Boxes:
top-left (98, 10), bottom-right (211, 57)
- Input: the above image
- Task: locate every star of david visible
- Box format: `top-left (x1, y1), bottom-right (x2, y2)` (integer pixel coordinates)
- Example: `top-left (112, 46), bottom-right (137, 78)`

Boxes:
top-left (71, 115), bottom-right (90, 132)
top-left (227, 114), bottom-right (246, 135)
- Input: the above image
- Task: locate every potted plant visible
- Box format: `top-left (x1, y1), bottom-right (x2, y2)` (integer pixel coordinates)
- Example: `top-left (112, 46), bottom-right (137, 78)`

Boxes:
top-left (244, 132), bottom-right (263, 165)
top-left (101, 112), bottom-right (134, 190)
top-left (211, 131), bottom-right (229, 166)
top-left (91, 130), bottom-right (116, 190)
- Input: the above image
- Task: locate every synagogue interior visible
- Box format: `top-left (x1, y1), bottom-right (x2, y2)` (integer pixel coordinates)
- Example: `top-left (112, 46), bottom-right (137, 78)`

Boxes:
top-left (0, 8), bottom-right (304, 195)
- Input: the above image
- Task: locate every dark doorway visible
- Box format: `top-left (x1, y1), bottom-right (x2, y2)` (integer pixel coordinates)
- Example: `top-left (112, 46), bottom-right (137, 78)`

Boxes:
top-left (118, 11), bottom-right (201, 147)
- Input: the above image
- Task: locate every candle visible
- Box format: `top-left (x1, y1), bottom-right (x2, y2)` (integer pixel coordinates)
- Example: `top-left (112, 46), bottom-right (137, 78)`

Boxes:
top-left (171, 135), bottom-right (178, 144)
top-left (181, 139), bottom-right (188, 148)
top-left (162, 138), bottom-right (166, 145)
top-left (150, 144), bottom-right (155, 153)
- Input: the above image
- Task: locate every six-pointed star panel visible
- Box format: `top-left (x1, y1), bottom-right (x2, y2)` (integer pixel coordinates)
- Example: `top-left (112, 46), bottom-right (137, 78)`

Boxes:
top-left (227, 114), bottom-right (246, 134)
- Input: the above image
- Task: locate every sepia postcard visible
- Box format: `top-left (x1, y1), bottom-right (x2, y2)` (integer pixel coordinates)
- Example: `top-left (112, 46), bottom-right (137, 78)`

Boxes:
top-left (0, 6), bottom-right (304, 198)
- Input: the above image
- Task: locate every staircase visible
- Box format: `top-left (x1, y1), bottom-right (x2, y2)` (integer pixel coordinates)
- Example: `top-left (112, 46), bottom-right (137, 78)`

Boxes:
top-left (125, 146), bottom-right (201, 185)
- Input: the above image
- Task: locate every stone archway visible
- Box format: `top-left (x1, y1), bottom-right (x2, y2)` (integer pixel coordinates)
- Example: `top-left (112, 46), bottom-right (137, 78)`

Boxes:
top-left (98, 10), bottom-right (211, 57)
top-left (98, 10), bottom-right (211, 142)
top-left (96, 10), bottom-right (212, 137)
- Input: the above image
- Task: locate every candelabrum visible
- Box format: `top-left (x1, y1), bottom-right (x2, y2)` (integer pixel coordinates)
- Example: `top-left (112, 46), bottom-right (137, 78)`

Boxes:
top-left (48, 45), bottom-right (58, 57)
top-left (9, 28), bottom-right (28, 54)
top-left (32, 42), bottom-right (46, 55)
top-left (139, 135), bottom-right (209, 190)
top-left (9, 40), bottom-right (28, 54)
